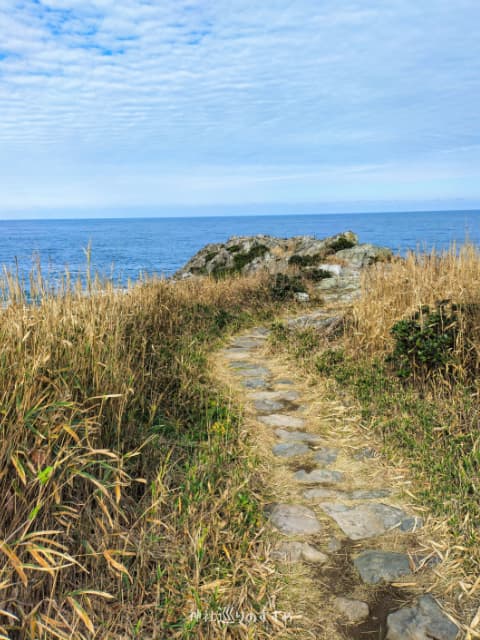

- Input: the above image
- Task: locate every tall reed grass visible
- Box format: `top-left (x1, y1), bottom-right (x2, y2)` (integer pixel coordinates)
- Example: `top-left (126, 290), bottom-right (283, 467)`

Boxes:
top-left (0, 265), bottom-right (278, 639)
top-left (350, 244), bottom-right (480, 360)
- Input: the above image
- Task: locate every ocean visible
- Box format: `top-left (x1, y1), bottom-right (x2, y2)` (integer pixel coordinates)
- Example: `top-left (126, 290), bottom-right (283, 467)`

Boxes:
top-left (0, 210), bottom-right (478, 286)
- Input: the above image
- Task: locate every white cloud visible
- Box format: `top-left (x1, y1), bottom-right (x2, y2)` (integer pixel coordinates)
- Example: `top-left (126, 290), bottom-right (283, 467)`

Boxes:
top-left (0, 0), bottom-right (479, 210)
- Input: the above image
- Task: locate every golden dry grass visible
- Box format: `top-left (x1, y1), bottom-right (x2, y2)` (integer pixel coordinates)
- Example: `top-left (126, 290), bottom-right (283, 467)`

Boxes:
top-left (350, 244), bottom-right (480, 358)
top-left (0, 266), bottom-right (282, 639)
top-left (266, 244), bottom-right (480, 631)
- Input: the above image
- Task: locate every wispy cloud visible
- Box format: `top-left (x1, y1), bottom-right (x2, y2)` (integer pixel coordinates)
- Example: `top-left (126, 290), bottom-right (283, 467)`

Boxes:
top-left (0, 1), bottom-right (479, 213)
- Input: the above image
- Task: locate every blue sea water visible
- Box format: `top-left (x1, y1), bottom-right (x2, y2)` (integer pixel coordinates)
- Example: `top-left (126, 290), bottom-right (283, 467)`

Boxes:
top-left (0, 210), bottom-right (479, 286)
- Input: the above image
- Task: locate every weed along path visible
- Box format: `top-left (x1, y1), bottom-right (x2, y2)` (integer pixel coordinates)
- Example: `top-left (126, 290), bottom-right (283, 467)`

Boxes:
top-left (215, 301), bottom-right (462, 639)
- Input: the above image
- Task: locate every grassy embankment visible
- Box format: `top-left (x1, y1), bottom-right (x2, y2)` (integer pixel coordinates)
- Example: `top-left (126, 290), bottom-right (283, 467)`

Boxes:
top-left (0, 265), bottom-right (289, 640)
top-left (270, 244), bottom-right (480, 582)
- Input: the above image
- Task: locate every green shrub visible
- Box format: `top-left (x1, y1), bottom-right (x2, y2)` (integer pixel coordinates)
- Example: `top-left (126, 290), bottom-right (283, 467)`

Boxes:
top-left (288, 254), bottom-right (322, 267)
top-left (233, 244), bottom-right (269, 271)
top-left (270, 273), bottom-right (306, 300)
top-left (387, 301), bottom-right (459, 379)
top-left (304, 268), bottom-right (334, 281)
top-left (329, 236), bottom-right (356, 251)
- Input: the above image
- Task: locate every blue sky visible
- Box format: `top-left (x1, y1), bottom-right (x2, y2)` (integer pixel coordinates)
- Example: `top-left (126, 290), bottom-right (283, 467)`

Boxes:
top-left (0, 0), bottom-right (479, 218)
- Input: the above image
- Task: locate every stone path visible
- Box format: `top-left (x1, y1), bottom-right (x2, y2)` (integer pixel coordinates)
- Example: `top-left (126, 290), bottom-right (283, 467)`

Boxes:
top-left (217, 307), bottom-right (461, 639)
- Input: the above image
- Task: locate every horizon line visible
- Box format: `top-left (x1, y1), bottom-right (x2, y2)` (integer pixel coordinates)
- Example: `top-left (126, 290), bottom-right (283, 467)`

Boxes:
top-left (0, 207), bottom-right (480, 222)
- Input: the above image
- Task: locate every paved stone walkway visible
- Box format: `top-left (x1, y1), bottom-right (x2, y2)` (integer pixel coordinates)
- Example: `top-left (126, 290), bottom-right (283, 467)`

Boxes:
top-left (218, 304), bottom-right (461, 639)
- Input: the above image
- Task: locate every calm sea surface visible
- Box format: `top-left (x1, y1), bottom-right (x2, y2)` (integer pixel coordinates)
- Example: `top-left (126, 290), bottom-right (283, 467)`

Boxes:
top-left (0, 210), bottom-right (479, 286)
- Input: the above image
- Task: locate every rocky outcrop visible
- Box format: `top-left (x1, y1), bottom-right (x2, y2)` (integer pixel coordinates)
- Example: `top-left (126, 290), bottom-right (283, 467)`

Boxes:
top-left (174, 231), bottom-right (392, 279)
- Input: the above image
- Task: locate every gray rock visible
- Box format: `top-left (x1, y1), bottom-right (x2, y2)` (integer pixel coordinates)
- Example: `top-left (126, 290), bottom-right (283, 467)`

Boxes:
top-left (335, 243), bottom-right (393, 268)
top-left (275, 429), bottom-right (322, 444)
top-left (295, 469), bottom-right (344, 484)
top-left (242, 377), bottom-right (268, 389)
top-left (254, 399), bottom-right (285, 412)
top-left (228, 360), bottom-right (256, 369)
top-left (268, 503), bottom-right (322, 535)
top-left (316, 276), bottom-right (342, 290)
top-left (237, 366), bottom-right (271, 378)
top-left (231, 337), bottom-right (263, 349)
top-left (301, 544), bottom-right (328, 564)
top-left (354, 550), bottom-right (412, 584)
top-left (249, 390), bottom-right (300, 401)
top-left (259, 414), bottom-right (305, 428)
top-left (272, 442), bottom-right (310, 457)
top-left (386, 594), bottom-right (459, 640)
top-left (287, 310), bottom-right (336, 329)
top-left (294, 291), bottom-right (310, 302)
top-left (334, 597), bottom-right (369, 624)
top-left (275, 378), bottom-right (295, 385)
top-left (400, 516), bottom-right (423, 532)
top-left (319, 502), bottom-right (423, 540)
top-left (247, 327), bottom-right (270, 337)
top-left (271, 540), bottom-right (304, 562)
top-left (327, 537), bottom-right (342, 552)
top-left (174, 232), bottom-right (365, 278)
top-left (304, 488), bottom-right (391, 502)
top-left (304, 487), bottom-right (343, 500)
top-left (318, 263), bottom-right (342, 276)
top-left (348, 489), bottom-right (391, 500)
top-left (313, 447), bottom-right (338, 466)
top-left (223, 349), bottom-right (250, 360)
top-left (271, 541), bottom-right (328, 564)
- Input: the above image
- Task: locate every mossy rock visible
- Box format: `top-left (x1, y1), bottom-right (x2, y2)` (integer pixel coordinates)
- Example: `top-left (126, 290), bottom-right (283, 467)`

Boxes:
top-left (329, 237), bottom-right (356, 252)
top-left (288, 254), bottom-right (323, 267)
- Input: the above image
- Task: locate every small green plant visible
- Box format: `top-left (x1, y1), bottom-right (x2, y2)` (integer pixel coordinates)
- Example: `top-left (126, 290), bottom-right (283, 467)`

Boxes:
top-left (210, 244), bottom-right (269, 278)
top-left (269, 273), bottom-right (306, 301)
top-left (387, 301), bottom-right (459, 379)
top-left (315, 349), bottom-right (345, 375)
top-left (288, 253), bottom-right (322, 267)
top-left (232, 244), bottom-right (269, 271)
top-left (304, 268), bottom-right (333, 281)
top-left (329, 236), bottom-right (356, 252)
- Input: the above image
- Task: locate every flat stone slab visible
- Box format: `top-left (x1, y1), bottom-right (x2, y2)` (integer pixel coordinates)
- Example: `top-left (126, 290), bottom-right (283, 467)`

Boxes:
top-left (275, 378), bottom-right (295, 385)
top-left (249, 390), bottom-right (300, 402)
top-left (275, 429), bottom-right (322, 444)
top-left (354, 550), bottom-right (412, 584)
top-left (295, 469), bottom-right (344, 484)
top-left (249, 327), bottom-right (270, 336)
top-left (386, 594), bottom-right (459, 640)
top-left (304, 487), bottom-right (344, 500)
top-left (254, 399), bottom-right (285, 412)
top-left (242, 377), bottom-right (268, 389)
top-left (271, 541), bottom-right (328, 564)
top-left (231, 337), bottom-right (264, 349)
top-left (272, 442), bottom-right (310, 457)
top-left (313, 447), bottom-right (338, 466)
top-left (319, 502), bottom-right (423, 540)
top-left (237, 366), bottom-right (271, 377)
top-left (268, 503), bottom-right (322, 535)
top-left (334, 597), bottom-right (369, 624)
top-left (228, 360), bottom-right (260, 369)
top-left (349, 489), bottom-right (391, 500)
top-left (259, 414), bottom-right (305, 428)
top-left (223, 349), bottom-right (251, 360)
top-left (305, 487), bottom-right (391, 501)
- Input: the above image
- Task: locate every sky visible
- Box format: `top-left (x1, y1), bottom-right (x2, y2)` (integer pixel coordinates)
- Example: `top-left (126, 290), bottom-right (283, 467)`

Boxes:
top-left (0, 0), bottom-right (479, 218)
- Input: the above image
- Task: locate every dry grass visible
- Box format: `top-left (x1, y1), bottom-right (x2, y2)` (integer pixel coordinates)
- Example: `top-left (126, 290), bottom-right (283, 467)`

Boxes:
top-left (0, 265), bottom-right (282, 639)
top-left (350, 244), bottom-right (480, 358)
top-left (266, 244), bottom-right (480, 627)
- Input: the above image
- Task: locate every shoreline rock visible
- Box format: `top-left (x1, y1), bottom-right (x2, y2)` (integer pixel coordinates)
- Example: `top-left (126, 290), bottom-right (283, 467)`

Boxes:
top-left (174, 231), bottom-right (392, 279)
